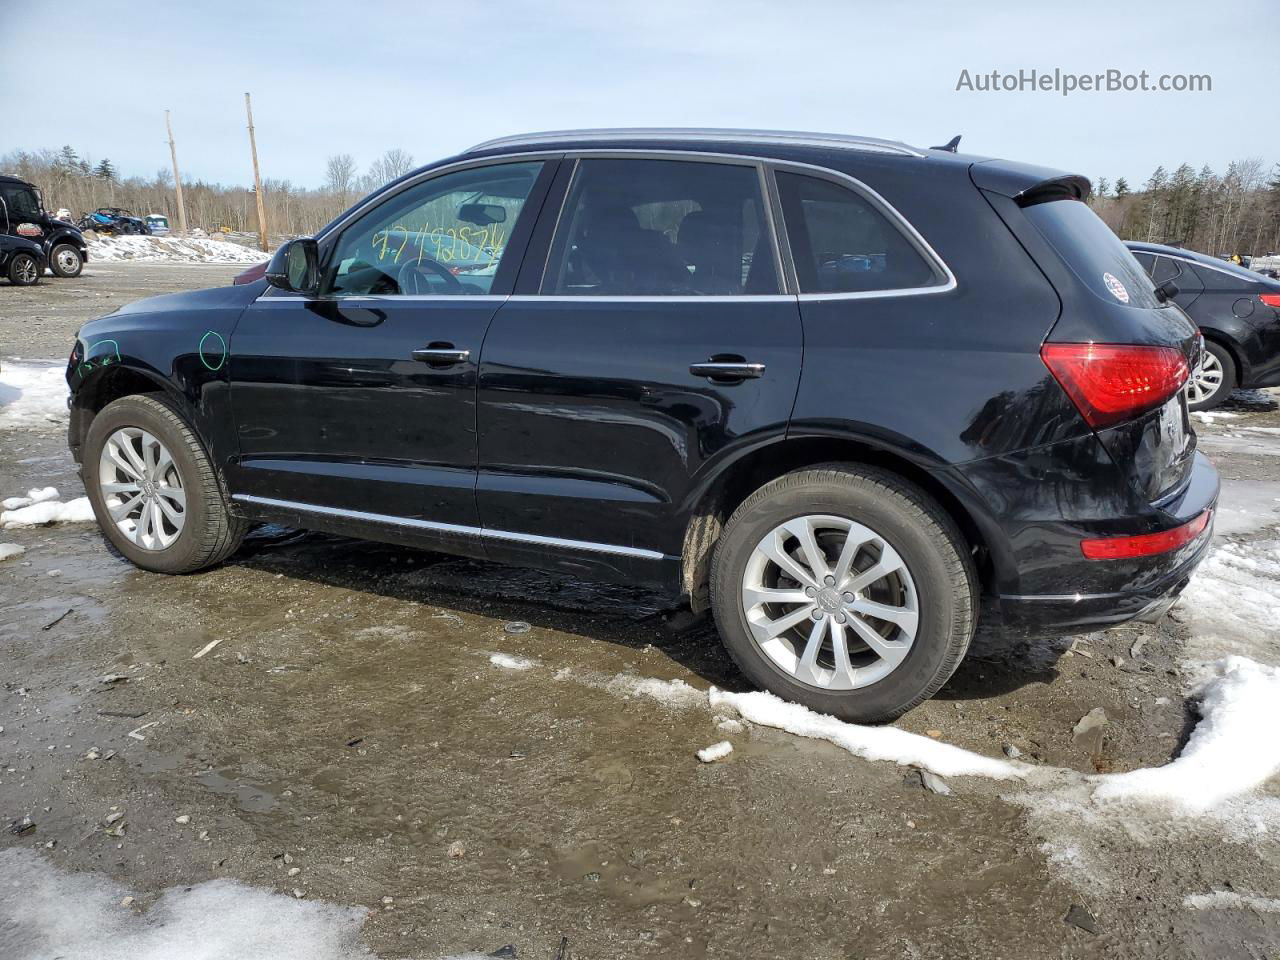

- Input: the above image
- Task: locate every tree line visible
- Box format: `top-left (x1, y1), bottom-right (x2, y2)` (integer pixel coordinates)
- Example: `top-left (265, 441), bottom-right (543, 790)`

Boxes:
top-left (4, 144), bottom-right (1279, 256)
top-left (0, 145), bottom-right (417, 238)
top-left (1089, 158), bottom-right (1280, 257)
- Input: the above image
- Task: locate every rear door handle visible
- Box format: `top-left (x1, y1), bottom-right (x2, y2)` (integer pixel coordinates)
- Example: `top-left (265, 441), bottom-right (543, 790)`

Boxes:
top-left (412, 346), bottom-right (471, 365)
top-left (689, 360), bottom-right (765, 381)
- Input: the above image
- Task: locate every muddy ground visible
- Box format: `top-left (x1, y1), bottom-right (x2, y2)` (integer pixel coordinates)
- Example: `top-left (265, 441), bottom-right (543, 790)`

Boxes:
top-left (1, 263), bottom-right (1278, 959)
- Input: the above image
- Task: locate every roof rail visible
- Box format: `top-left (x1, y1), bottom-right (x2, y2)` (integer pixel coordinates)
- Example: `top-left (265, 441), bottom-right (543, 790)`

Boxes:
top-left (466, 128), bottom-right (925, 158)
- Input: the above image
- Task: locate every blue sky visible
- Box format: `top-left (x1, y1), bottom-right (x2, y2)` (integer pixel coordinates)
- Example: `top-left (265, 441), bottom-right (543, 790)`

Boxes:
top-left (3, 0), bottom-right (1276, 188)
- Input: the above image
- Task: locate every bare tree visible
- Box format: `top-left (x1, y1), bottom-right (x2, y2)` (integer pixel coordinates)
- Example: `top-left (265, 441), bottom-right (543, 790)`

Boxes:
top-left (325, 153), bottom-right (358, 208)
top-left (363, 149), bottom-right (415, 191)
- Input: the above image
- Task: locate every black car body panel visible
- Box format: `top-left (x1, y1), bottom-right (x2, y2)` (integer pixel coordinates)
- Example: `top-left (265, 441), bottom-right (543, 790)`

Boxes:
top-left (0, 174), bottom-right (89, 265)
top-left (1128, 241), bottom-right (1280, 388)
top-left (0, 234), bottom-right (46, 278)
top-left (66, 129), bottom-right (1219, 638)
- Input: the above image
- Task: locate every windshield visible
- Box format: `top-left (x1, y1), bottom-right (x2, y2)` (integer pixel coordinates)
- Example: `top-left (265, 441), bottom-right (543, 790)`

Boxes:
top-left (1023, 198), bottom-right (1164, 309)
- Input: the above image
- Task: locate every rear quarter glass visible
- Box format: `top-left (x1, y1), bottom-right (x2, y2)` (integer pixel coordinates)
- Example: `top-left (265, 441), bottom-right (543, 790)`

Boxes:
top-left (1023, 199), bottom-right (1163, 310)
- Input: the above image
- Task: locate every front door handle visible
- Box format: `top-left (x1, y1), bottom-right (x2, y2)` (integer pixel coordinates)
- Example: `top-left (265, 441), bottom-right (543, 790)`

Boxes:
top-left (412, 345), bottom-right (471, 365)
top-left (689, 359), bottom-right (765, 381)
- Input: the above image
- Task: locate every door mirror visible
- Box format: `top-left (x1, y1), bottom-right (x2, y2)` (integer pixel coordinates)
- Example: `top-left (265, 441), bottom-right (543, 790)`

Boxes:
top-left (265, 238), bottom-right (319, 294)
top-left (1155, 280), bottom-right (1180, 303)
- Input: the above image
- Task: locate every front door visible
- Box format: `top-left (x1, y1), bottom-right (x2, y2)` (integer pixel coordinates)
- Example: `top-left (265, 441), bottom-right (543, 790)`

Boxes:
top-left (227, 158), bottom-right (556, 529)
top-left (0, 181), bottom-right (45, 242)
top-left (475, 155), bottom-right (803, 584)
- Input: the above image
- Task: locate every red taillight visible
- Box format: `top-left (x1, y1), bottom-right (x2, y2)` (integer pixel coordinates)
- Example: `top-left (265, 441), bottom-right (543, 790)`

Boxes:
top-left (1041, 342), bottom-right (1189, 429)
top-left (1260, 293), bottom-right (1280, 309)
top-left (1080, 509), bottom-right (1211, 560)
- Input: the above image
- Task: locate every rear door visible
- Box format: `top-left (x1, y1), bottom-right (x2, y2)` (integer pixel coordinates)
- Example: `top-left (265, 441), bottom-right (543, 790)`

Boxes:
top-left (227, 158), bottom-right (556, 529)
top-left (474, 154), bottom-right (802, 583)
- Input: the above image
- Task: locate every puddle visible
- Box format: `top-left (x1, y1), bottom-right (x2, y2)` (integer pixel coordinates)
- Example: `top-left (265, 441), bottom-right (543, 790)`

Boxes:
top-left (195, 769), bottom-right (279, 813)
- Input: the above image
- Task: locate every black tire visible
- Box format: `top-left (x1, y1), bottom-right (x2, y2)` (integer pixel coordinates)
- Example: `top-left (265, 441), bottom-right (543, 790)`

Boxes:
top-left (1186, 340), bottom-right (1237, 412)
top-left (49, 242), bottom-right (84, 278)
top-left (710, 463), bottom-right (977, 723)
top-left (83, 394), bottom-right (249, 573)
top-left (7, 252), bottom-right (41, 286)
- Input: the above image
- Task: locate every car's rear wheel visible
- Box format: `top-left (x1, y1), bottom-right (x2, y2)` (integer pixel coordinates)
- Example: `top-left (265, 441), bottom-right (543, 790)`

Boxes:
top-left (8, 253), bottom-right (40, 286)
top-left (710, 464), bottom-right (976, 723)
top-left (84, 394), bottom-right (248, 573)
top-left (50, 243), bottom-right (84, 278)
top-left (1186, 340), bottom-right (1236, 411)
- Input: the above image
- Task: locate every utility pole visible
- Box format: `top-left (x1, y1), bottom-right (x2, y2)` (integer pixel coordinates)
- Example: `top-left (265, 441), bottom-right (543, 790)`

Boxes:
top-left (244, 92), bottom-right (269, 252)
top-left (165, 110), bottom-right (188, 234)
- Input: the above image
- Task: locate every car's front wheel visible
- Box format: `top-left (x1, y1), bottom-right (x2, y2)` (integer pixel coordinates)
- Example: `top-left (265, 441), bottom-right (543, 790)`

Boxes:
top-left (710, 464), bottom-right (977, 723)
top-left (84, 394), bottom-right (248, 573)
top-left (1186, 340), bottom-right (1236, 411)
top-left (49, 243), bottom-right (84, 278)
top-left (8, 252), bottom-right (41, 286)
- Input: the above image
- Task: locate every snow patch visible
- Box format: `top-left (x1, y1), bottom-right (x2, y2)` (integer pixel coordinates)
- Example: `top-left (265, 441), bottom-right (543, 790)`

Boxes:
top-left (0, 360), bottom-right (68, 430)
top-left (1176, 539), bottom-right (1280, 666)
top-left (0, 849), bottom-right (376, 960)
top-left (696, 740), bottom-right (733, 762)
top-left (1, 497), bottom-right (93, 528)
top-left (0, 543), bottom-right (25, 561)
top-left (1213, 478), bottom-right (1280, 538)
top-left (1091, 657), bottom-right (1280, 812)
top-left (3, 487), bottom-right (59, 510)
top-left (604, 674), bottom-right (704, 709)
top-left (489, 652), bottom-right (536, 671)
top-left (1183, 890), bottom-right (1280, 913)
top-left (709, 688), bottom-right (1024, 780)
top-left (88, 234), bottom-right (268, 264)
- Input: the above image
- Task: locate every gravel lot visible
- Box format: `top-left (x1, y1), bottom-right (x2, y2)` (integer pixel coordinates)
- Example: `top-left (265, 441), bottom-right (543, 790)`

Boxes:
top-left (2, 263), bottom-right (1279, 959)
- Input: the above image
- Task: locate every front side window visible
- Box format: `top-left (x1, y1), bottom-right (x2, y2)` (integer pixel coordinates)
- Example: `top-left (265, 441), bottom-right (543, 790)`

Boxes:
top-left (325, 161), bottom-right (543, 296)
top-left (776, 172), bottom-right (943, 294)
top-left (543, 158), bottom-right (779, 296)
top-left (1, 185), bottom-right (41, 220)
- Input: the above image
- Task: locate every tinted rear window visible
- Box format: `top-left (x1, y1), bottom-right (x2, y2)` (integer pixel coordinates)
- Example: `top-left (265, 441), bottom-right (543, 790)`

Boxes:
top-left (1023, 198), bottom-right (1162, 309)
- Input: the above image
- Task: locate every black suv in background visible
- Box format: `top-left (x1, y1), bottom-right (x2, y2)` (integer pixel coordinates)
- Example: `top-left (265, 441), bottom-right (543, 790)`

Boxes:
top-left (0, 174), bottom-right (88, 277)
top-left (1127, 241), bottom-right (1280, 410)
top-left (65, 129), bottom-right (1217, 721)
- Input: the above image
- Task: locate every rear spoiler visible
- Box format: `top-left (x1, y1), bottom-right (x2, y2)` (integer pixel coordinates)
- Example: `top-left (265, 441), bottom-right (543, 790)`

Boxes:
top-left (970, 159), bottom-right (1092, 206)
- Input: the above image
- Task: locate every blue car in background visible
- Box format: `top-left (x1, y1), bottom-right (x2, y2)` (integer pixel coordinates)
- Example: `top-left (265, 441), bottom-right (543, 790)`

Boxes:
top-left (79, 207), bottom-right (150, 235)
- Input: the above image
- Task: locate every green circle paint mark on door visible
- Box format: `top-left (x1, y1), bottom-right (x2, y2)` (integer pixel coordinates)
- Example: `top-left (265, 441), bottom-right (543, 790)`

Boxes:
top-left (199, 331), bottom-right (228, 371)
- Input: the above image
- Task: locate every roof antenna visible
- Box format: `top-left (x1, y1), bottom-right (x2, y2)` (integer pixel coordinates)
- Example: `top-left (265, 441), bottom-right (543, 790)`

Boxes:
top-left (931, 135), bottom-right (961, 153)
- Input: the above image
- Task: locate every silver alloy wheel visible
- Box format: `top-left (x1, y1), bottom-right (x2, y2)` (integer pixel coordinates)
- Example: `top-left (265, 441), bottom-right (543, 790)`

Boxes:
top-left (1187, 349), bottom-right (1225, 405)
top-left (742, 514), bottom-right (919, 691)
top-left (14, 256), bottom-right (37, 284)
top-left (97, 427), bottom-right (187, 550)
top-left (54, 247), bottom-right (80, 274)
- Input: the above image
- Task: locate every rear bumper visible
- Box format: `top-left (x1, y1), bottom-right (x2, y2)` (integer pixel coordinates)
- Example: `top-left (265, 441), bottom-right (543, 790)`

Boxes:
top-left (948, 446), bottom-right (1219, 640)
top-left (989, 526), bottom-right (1211, 638)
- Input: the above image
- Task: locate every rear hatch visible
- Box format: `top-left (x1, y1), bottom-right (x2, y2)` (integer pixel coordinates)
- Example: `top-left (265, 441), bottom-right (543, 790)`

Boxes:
top-left (974, 163), bottom-right (1199, 504)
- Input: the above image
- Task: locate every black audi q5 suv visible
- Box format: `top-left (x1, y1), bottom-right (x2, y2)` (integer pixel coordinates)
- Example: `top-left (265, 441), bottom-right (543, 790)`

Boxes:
top-left (1127, 241), bottom-right (1280, 411)
top-left (66, 129), bottom-right (1217, 721)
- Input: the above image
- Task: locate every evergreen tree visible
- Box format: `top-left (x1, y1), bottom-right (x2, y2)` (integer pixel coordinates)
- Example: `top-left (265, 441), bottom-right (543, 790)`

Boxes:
top-left (56, 145), bottom-right (80, 172)
top-left (1114, 177), bottom-right (1130, 198)
top-left (94, 158), bottom-right (117, 182)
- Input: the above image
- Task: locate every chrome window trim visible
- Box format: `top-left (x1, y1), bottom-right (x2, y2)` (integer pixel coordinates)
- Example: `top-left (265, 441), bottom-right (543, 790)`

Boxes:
top-left (467, 128), bottom-right (925, 158)
top-left (1149, 252), bottom-right (1264, 283)
top-left (232, 494), bottom-right (667, 561)
top-left (507, 294), bottom-right (796, 304)
top-left (256, 293), bottom-right (510, 303)
top-left (255, 148), bottom-right (956, 305)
